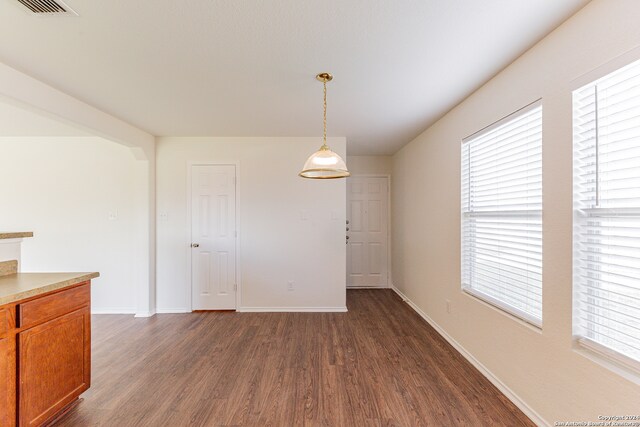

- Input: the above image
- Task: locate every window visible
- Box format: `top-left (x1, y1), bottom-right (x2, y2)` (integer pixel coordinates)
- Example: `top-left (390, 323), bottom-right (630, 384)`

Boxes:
top-left (573, 58), bottom-right (640, 370)
top-left (461, 101), bottom-right (543, 326)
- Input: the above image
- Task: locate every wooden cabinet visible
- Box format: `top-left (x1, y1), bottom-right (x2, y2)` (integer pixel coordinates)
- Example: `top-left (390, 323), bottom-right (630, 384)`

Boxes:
top-left (0, 337), bottom-right (10, 427)
top-left (0, 306), bottom-right (16, 427)
top-left (19, 307), bottom-right (90, 427)
top-left (0, 281), bottom-right (92, 427)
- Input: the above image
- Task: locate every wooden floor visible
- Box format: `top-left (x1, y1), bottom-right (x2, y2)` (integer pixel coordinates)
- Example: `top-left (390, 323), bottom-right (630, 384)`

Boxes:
top-left (56, 290), bottom-right (534, 426)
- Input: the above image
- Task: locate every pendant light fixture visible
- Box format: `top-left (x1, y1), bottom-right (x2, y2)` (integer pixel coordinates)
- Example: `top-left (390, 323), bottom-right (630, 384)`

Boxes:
top-left (299, 73), bottom-right (350, 179)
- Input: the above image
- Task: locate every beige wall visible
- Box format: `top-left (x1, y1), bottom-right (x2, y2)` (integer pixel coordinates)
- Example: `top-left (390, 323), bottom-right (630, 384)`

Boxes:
top-left (347, 155), bottom-right (392, 175)
top-left (0, 137), bottom-right (148, 314)
top-left (156, 137), bottom-right (347, 312)
top-left (391, 0), bottom-right (640, 424)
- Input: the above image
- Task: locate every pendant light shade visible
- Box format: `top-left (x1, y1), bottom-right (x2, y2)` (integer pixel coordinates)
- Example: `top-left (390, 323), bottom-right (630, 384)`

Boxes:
top-left (299, 146), bottom-right (350, 179)
top-left (299, 72), bottom-right (350, 179)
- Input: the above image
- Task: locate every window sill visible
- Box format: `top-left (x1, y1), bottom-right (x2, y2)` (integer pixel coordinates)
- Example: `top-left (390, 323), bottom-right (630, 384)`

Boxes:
top-left (574, 338), bottom-right (640, 386)
top-left (462, 287), bottom-right (542, 330)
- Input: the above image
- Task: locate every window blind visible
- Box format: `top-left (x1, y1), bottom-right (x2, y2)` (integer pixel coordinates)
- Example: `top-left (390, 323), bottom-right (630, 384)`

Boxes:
top-left (573, 58), bottom-right (640, 368)
top-left (461, 102), bottom-right (543, 326)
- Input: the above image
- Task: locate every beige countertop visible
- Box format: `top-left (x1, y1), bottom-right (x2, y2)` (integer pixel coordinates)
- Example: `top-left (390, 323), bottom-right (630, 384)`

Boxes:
top-left (0, 232), bottom-right (34, 240)
top-left (0, 272), bottom-right (99, 306)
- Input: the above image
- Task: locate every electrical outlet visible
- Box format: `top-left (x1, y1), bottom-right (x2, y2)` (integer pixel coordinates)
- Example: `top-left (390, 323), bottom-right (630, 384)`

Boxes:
top-left (108, 211), bottom-right (118, 221)
top-left (287, 281), bottom-right (294, 291)
top-left (446, 300), bottom-right (451, 314)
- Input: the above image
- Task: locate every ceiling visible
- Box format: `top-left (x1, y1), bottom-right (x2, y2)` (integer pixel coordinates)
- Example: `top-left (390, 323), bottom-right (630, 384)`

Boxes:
top-left (0, 0), bottom-right (590, 155)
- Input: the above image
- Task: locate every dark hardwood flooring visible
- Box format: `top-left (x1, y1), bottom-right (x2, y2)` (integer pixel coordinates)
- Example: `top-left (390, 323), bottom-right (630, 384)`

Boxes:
top-left (56, 290), bottom-right (534, 426)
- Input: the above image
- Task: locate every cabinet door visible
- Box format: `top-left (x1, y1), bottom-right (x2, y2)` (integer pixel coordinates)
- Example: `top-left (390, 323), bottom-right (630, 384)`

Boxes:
top-left (0, 337), bottom-right (10, 427)
top-left (18, 308), bottom-right (90, 427)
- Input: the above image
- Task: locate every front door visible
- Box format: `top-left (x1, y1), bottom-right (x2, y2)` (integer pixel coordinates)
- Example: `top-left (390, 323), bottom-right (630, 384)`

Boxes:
top-left (346, 176), bottom-right (389, 288)
top-left (191, 164), bottom-right (237, 310)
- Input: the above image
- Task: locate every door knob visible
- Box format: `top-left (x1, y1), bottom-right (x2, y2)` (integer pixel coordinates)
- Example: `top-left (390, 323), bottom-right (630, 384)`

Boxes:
top-left (191, 243), bottom-right (200, 248)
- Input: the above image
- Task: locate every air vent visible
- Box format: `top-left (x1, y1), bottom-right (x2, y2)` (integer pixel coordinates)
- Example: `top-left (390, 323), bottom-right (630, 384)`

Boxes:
top-left (15, 0), bottom-right (77, 15)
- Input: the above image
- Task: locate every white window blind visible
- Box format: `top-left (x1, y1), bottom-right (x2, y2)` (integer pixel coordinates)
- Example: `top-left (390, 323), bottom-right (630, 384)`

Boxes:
top-left (461, 102), bottom-right (543, 326)
top-left (573, 58), bottom-right (640, 369)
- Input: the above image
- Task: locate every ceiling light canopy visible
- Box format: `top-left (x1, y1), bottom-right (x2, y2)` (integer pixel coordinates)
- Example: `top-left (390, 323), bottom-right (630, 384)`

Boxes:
top-left (299, 73), bottom-right (350, 179)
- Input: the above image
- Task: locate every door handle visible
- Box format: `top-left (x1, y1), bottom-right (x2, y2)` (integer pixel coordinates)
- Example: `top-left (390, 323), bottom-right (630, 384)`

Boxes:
top-left (191, 243), bottom-right (200, 248)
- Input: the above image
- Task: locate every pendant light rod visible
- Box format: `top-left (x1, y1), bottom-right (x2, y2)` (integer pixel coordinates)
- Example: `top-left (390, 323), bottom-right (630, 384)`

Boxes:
top-left (317, 73), bottom-right (332, 150)
top-left (322, 79), bottom-right (327, 148)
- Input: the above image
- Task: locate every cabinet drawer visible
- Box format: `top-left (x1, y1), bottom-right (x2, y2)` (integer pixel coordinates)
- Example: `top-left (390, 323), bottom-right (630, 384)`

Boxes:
top-left (19, 283), bottom-right (90, 329)
top-left (0, 308), bottom-right (8, 336)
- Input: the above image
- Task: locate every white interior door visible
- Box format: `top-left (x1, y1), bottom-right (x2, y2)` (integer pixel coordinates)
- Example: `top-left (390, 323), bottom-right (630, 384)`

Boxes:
top-left (347, 176), bottom-right (389, 288)
top-left (191, 164), bottom-right (237, 310)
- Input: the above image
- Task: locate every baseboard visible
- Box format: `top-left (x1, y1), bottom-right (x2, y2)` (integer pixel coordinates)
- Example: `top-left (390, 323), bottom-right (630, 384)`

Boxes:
top-left (153, 307), bottom-right (349, 313)
top-left (155, 308), bottom-right (190, 314)
top-left (347, 286), bottom-right (390, 289)
top-left (91, 308), bottom-right (136, 315)
top-left (134, 311), bottom-right (156, 317)
top-left (238, 306), bottom-right (348, 313)
top-left (390, 286), bottom-right (548, 427)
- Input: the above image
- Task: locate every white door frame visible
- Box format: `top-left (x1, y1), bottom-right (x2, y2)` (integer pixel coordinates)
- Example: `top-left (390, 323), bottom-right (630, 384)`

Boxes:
top-left (186, 161), bottom-right (241, 311)
top-left (346, 174), bottom-right (392, 289)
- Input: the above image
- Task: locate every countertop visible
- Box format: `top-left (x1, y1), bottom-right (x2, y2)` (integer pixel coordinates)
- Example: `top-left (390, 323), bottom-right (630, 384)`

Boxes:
top-left (0, 232), bottom-right (34, 240)
top-left (0, 272), bottom-right (99, 305)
